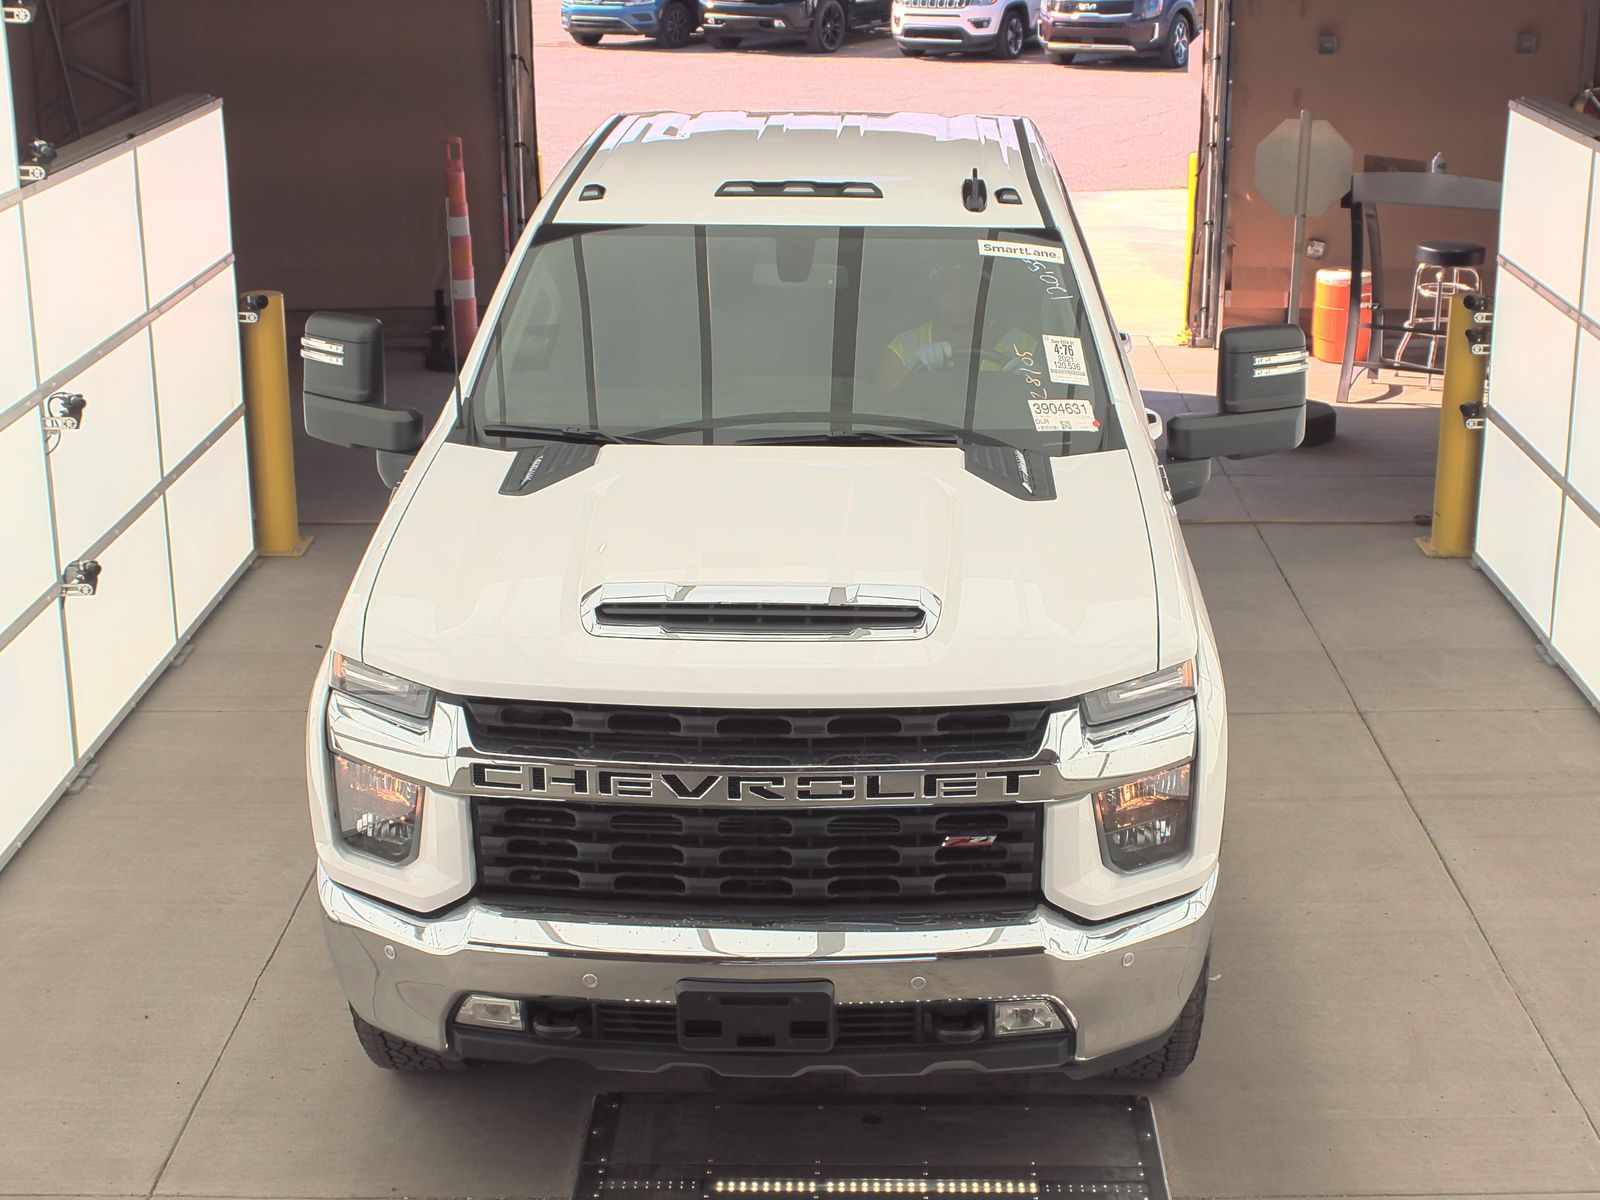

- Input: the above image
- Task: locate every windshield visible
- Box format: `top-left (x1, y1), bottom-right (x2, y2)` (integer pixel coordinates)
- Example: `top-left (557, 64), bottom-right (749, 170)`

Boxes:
top-left (462, 224), bottom-right (1122, 454)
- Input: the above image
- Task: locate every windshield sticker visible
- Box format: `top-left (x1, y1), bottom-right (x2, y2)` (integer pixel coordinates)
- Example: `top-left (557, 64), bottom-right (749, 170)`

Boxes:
top-left (1042, 335), bottom-right (1092, 385)
top-left (979, 239), bottom-right (1065, 265)
top-left (1027, 396), bottom-right (1100, 433)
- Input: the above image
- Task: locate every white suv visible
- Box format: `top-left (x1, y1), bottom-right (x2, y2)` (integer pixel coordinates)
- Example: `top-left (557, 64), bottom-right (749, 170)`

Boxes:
top-left (301, 110), bottom-right (1308, 1081)
top-left (892, 0), bottom-right (1039, 57)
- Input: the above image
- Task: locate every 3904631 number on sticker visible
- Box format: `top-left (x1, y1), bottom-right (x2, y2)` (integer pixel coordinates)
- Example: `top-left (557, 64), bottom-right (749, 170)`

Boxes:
top-left (1027, 397), bottom-right (1099, 433)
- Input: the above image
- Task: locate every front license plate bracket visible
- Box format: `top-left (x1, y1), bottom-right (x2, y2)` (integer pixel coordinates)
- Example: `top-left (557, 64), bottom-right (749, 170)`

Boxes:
top-left (675, 980), bottom-right (835, 1052)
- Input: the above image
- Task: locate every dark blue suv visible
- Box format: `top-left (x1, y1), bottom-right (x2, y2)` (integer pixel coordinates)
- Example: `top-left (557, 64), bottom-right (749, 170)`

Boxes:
top-left (1037, 0), bottom-right (1197, 67)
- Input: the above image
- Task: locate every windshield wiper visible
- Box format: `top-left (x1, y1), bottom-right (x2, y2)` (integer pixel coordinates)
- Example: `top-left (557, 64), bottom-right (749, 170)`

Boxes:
top-left (479, 424), bottom-right (651, 445)
top-left (737, 428), bottom-right (1012, 449)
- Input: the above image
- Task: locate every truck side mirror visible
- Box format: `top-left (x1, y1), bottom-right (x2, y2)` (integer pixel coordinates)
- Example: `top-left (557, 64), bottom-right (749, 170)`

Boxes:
top-left (302, 313), bottom-right (425, 483)
top-left (1165, 324), bottom-right (1308, 470)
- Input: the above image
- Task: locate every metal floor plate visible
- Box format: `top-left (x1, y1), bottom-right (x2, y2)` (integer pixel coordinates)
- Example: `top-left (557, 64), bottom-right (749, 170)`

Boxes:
top-left (574, 1094), bottom-right (1169, 1200)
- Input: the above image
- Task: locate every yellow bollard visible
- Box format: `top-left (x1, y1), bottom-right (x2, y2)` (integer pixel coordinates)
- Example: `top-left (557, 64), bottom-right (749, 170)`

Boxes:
top-left (1178, 151), bottom-right (1198, 345)
top-left (1417, 292), bottom-right (1489, 558)
top-left (240, 290), bottom-right (313, 557)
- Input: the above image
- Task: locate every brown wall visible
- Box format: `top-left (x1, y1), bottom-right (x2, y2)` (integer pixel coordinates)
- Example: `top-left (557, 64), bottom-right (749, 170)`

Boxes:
top-left (140, 0), bottom-right (517, 318)
top-left (1224, 0), bottom-right (1597, 326)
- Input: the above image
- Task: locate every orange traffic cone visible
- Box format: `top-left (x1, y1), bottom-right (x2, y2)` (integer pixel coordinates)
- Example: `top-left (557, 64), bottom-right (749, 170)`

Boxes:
top-left (446, 136), bottom-right (479, 351)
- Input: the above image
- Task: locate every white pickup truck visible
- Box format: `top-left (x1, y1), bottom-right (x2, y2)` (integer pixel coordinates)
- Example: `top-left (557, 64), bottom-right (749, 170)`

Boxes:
top-left (301, 110), bottom-right (1306, 1079)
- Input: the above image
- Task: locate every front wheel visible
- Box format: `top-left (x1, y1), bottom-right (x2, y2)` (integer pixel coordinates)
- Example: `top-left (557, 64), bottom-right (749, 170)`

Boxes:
top-left (351, 1009), bottom-right (467, 1072)
top-left (1104, 963), bottom-right (1208, 1080)
top-left (806, 0), bottom-right (846, 52)
top-left (569, 30), bottom-right (603, 46)
top-left (706, 31), bottom-right (742, 48)
top-left (991, 9), bottom-right (1027, 58)
top-left (655, 0), bottom-right (695, 47)
top-left (899, 43), bottom-right (925, 56)
top-left (1048, 50), bottom-right (1076, 65)
top-left (1159, 13), bottom-right (1191, 68)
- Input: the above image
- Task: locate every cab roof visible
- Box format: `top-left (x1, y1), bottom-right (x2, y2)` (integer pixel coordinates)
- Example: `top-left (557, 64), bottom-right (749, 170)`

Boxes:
top-left (550, 111), bottom-right (1053, 229)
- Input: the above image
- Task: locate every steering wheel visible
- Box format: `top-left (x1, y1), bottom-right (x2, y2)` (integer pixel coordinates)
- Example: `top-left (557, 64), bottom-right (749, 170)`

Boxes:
top-left (631, 409), bottom-right (1017, 448)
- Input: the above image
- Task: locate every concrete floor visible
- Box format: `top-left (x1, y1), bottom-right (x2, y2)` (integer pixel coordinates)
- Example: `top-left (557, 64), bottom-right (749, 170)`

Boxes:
top-left (3, 346), bottom-right (1599, 1199)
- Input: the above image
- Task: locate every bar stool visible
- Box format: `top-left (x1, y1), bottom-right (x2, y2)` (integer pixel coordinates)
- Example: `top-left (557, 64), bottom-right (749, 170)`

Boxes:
top-left (1396, 239), bottom-right (1485, 375)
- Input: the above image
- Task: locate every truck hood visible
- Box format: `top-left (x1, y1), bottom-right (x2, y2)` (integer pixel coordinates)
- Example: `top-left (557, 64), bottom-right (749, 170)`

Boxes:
top-left (360, 442), bottom-right (1162, 707)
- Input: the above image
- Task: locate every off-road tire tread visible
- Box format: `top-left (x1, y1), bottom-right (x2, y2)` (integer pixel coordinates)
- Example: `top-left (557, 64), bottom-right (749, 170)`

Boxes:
top-left (352, 1010), bottom-right (467, 1071)
top-left (1105, 965), bottom-right (1207, 1080)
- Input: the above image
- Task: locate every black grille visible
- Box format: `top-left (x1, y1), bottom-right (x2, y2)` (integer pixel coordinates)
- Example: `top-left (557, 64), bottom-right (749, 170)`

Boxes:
top-left (518, 1001), bottom-right (972, 1048)
top-left (594, 601), bottom-right (922, 632)
top-left (473, 798), bottom-right (1041, 916)
top-left (459, 698), bottom-right (1054, 766)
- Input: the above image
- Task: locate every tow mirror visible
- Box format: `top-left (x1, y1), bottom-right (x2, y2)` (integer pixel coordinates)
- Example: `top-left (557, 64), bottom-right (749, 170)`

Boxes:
top-left (1165, 324), bottom-right (1308, 470)
top-left (302, 313), bottom-right (425, 484)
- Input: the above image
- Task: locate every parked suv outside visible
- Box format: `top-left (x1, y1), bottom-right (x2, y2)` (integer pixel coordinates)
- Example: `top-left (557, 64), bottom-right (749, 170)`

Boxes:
top-left (1038, 0), bottom-right (1196, 67)
top-left (301, 110), bottom-right (1308, 1082)
top-left (702, 0), bottom-right (888, 51)
top-left (561, 0), bottom-right (701, 48)
top-left (892, 0), bottom-right (1039, 59)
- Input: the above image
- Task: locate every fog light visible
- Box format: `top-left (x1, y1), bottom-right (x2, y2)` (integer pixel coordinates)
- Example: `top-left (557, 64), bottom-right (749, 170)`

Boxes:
top-left (456, 994), bottom-right (525, 1030)
top-left (972, 17), bottom-right (990, 26)
top-left (992, 1000), bottom-right (1065, 1038)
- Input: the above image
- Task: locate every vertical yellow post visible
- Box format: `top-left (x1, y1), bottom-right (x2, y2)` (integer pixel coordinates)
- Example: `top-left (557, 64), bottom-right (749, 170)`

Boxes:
top-left (1178, 151), bottom-right (1199, 345)
top-left (240, 290), bottom-right (312, 557)
top-left (1417, 292), bottom-right (1488, 558)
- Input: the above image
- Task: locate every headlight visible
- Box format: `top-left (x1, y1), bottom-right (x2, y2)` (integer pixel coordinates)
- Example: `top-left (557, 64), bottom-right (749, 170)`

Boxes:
top-left (1135, 0), bottom-right (1163, 16)
top-left (1092, 763), bottom-right (1192, 871)
top-left (1081, 660), bottom-right (1194, 725)
top-left (330, 652), bottom-right (434, 720)
top-left (332, 755), bottom-right (424, 864)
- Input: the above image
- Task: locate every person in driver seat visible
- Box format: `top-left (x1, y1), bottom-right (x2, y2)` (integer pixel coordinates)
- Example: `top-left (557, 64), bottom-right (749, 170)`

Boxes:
top-left (878, 261), bottom-right (1036, 393)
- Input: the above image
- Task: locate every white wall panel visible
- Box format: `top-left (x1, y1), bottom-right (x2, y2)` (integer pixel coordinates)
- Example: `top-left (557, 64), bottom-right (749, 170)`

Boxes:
top-left (1552, 502), bottom-right (1600, 701)
top-left (0, 207), bottom-right (35, 406)
top-left (1478, 423), bottom-right (1563, 636)
top-left (48, 331), bottom-right (161, 562)
top-left (23, 152), bottom-right (147, 381)
top-left (1485, 270), bottom-right (1577, 471)
top-left (1585, 155), bottom-right (1600, 325)
top-left (165, 421), bottom-right (252, 634)
top-left (1500, 116), bottom-right (1593, 305)
top-left (0, 415), bottom-right (56, 626)
top-left (151, 267), bottom-right (243, 467)
top-left (62, 501), bottom-right (175, 750)
top-left (0, 28), bottom-right (17, 201)
top-left (1570, 329), bottom-right (1600, 503)
top-left (136, 110), bottom-right (232, 303)
top-left (0, 607), bottom-right (75, 855)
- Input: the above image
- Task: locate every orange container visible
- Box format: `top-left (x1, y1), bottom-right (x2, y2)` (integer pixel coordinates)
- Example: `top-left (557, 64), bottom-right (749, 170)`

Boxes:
top-left (1311, 269), bottom-right (1372, 363)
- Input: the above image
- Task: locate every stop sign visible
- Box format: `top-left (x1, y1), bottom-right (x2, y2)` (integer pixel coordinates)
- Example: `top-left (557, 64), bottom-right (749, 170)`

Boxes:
top-left (1255, 117), bottom-right (1354, 217)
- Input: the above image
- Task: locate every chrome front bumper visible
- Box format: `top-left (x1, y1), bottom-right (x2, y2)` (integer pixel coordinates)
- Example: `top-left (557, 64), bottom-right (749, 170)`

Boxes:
top-left (319, 866), bottom-right (1215, 1076)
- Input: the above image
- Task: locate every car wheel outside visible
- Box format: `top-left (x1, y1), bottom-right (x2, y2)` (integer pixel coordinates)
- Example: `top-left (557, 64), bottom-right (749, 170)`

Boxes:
top-left (706, 31), bottom-right (742, 47)
top-left (1048, 50), bottom-right (1076, 64)
top-left (1103, 961), bottom-right (1208, 1080)
top-left (569, 30), bottom-right (603, 45)
top-left (351, 1009), bottom-right (468, 1072)
top-left (655, 0), bottom-right (694, 46)
top-left (992, 8), bottom-right (1026, 58)
top-left (1159, 12), bottom-right (1191, 68)
top-left (899, 42), bottom-right (926, 56)
top-left (807, 0), bottom-right (847, 52)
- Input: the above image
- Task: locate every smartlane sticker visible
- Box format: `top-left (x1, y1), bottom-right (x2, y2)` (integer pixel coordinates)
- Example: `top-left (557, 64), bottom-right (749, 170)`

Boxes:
top-left (1042, 334), bottom-right (1091, 385)
top-left (979, 239), bottom-right (1066, 264)
top-left (1027, 396), bottom-right (1099, 433)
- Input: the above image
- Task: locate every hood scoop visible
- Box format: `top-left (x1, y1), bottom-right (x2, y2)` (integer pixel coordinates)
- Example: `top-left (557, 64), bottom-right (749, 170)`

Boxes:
top-left (580, 584), bottom-right (941, 641)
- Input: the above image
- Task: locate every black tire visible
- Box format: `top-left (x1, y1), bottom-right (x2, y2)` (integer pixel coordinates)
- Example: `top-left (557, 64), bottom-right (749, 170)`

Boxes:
top-left (568, 30), bottom-right (603, 46)
top-left (899, 43), bottom-right (925, 56)
top-left (351, 1009), bottom-right (467, 1072)
top-left (1105, 964), bottom-right (1208, 1080)
top-left (1299, 399), bottom-right (1337, 448)
top-left (806, 0), bottom-right (846, 52)
top-left (1158, 12), bottom-right (1191, 68)
top-left (705, 32), bottom-right (742, 48)
top-left (1049, 50), bottom-right (1077, 65)
top-left (655, 0), bottom-right (694, 47)
top-left (991, 8), bottom-right (1027, 58)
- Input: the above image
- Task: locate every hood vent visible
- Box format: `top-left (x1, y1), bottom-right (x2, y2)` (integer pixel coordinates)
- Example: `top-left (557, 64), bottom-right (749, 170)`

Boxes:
top-left (581, 584), bottom-right (940, 641)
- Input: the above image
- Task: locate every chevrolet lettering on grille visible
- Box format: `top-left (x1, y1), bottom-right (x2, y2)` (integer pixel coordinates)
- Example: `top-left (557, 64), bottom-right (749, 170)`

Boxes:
top-left (468, 761), bottom-right (1045, 805)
